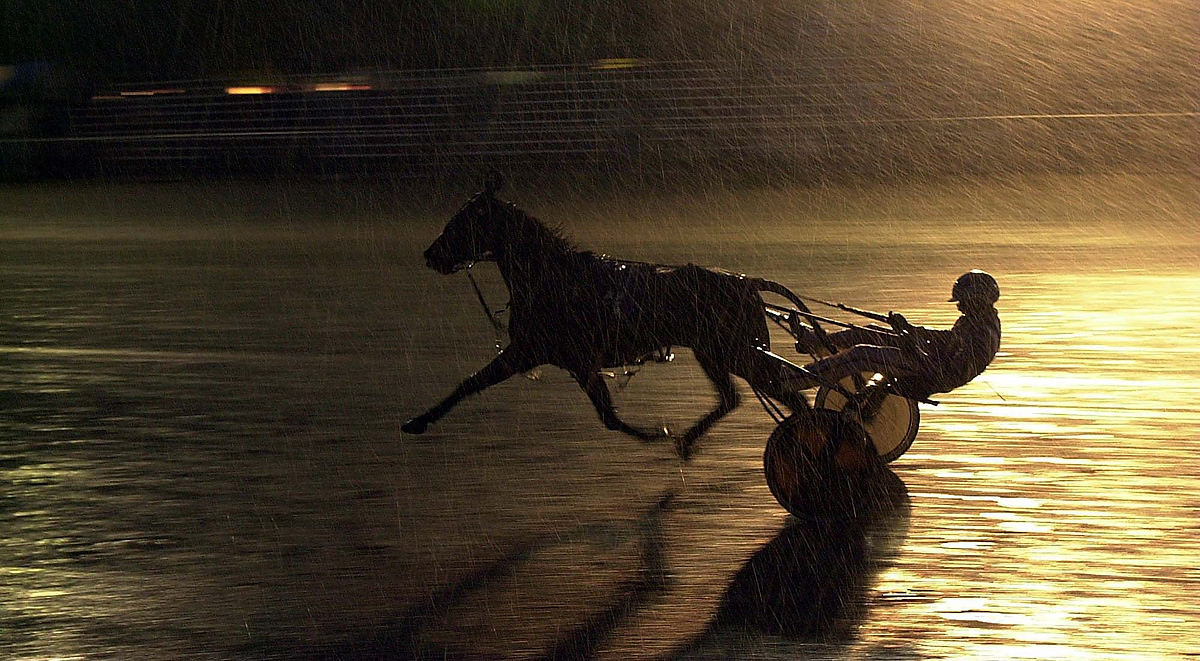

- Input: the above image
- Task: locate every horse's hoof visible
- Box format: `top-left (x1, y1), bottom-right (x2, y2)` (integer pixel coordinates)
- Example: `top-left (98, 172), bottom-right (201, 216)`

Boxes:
top-left (401, 417), bottom-right (428, 435)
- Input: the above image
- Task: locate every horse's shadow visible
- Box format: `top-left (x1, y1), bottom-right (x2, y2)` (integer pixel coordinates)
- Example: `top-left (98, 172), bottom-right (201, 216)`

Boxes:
top-left (309, 493), bottom-right (674, 661)
top-left (305, 471), bottom-right (908, 661)
top-left (670, 469), bottom-right (911, 658)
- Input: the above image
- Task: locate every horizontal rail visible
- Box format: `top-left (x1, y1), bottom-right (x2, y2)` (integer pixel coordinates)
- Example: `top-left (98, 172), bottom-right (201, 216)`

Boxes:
top-left (4, 58), bottom-right (1192, 175)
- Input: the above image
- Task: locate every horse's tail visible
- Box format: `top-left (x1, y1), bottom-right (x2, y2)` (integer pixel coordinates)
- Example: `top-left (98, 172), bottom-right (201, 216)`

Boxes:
top-left (753, 278), bottom-right (839, 353)
top-left (754, 279), bottom-right (809, 312)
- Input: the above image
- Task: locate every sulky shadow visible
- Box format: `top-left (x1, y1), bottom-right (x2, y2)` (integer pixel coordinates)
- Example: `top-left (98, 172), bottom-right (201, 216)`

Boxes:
top-left (668, 468), bottom-right (910, 658)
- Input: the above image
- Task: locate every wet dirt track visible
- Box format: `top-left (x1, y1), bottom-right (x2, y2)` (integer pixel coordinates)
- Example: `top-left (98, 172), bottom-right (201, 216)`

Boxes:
top-left (1, 173), bottom-right (1197, 659)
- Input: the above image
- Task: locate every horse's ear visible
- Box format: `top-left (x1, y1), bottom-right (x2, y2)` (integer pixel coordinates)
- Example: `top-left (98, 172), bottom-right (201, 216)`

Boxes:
top-left (483, 170), bottom-right (504, 196)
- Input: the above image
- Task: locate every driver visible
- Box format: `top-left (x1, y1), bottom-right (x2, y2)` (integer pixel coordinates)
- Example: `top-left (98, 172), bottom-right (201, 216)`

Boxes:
top-left (790, 270), bottom-right (1002, 400)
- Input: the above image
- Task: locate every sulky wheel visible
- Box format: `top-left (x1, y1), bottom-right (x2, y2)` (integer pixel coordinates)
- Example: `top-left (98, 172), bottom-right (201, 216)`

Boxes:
top-left (763, 409), bottom-right (888, 521)
top-left (814, 373), bottom-right (920, 463)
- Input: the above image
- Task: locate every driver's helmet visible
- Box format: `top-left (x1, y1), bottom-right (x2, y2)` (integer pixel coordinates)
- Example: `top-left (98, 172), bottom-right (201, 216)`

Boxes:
top-left (949, 270), bottom-right (1000, 304)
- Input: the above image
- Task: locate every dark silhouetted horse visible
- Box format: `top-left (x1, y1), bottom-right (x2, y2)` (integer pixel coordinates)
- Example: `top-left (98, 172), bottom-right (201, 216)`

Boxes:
top-left (402, 173), bottom-right (815, 457)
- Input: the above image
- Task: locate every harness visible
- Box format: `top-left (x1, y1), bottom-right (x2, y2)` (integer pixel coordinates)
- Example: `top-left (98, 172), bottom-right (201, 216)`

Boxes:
top-left (465, 263), bottom-right (671, 387)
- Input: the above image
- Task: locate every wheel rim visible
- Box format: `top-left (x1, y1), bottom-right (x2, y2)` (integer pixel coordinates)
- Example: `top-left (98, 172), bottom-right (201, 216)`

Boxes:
top-left (814, 373), bottom-right (920, 463)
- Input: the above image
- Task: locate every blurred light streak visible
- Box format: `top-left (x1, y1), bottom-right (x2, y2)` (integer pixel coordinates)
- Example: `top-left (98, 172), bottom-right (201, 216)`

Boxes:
top-left (226, 86), bottom-right (276, 95)
top-left (118, 89), bottom-right (185, 96)
top-left (591, 58), bottom-right (644, 70)
top-left (310, 83), bottom-right (372, 92)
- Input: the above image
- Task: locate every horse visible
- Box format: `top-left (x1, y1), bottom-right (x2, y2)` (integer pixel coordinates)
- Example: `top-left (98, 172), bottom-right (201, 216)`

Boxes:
top-left (401, 172), bottom-right (819, 458)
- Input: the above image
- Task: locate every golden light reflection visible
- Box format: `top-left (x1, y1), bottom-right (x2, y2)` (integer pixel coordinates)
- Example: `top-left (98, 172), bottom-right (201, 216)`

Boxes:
top-left (864, 268), bottom-right (1200, 660)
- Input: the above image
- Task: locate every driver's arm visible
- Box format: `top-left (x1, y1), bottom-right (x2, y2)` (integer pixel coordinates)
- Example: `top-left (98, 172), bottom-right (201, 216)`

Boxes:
top-left (831, 312), bottom-right (948, 353)
top-left (890, 313), bottom-right (962, 358)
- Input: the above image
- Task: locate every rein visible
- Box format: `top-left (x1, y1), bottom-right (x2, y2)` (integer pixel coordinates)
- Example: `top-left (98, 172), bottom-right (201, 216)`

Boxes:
top-left (465, 265), bottom-right (508, 354)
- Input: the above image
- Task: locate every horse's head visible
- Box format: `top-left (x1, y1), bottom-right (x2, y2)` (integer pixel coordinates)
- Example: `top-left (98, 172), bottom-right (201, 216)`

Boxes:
top-left (424, 172), bottom-right (510, 274)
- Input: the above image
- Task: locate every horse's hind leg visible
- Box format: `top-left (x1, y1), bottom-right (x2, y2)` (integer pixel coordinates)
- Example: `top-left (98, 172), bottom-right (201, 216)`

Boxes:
top-left (402, 348), bottom-right (537, 434)
top-left (736, 347), bottom-right (814, 416)
top-left (573, 370), bottom-right (669, 442)
top-left (675, 355), bottom-right (741, 459)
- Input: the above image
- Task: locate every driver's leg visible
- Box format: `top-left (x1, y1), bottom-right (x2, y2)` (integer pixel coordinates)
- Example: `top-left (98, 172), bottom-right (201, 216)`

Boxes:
top-left (800, 344), bottom-right (920, 387)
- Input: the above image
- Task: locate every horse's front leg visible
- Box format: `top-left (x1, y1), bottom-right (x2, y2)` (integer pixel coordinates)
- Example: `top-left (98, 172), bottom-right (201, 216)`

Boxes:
top-left (402, 348), bottom-right (539, 434)
top-left (573, 369), bottom-right (669, 442)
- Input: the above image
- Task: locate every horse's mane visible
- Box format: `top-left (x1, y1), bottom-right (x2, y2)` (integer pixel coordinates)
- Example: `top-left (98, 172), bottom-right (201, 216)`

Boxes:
top-left (502, 202), bottom-right (578, 257)
top-left (501, 202), bottom-right (670, 275)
